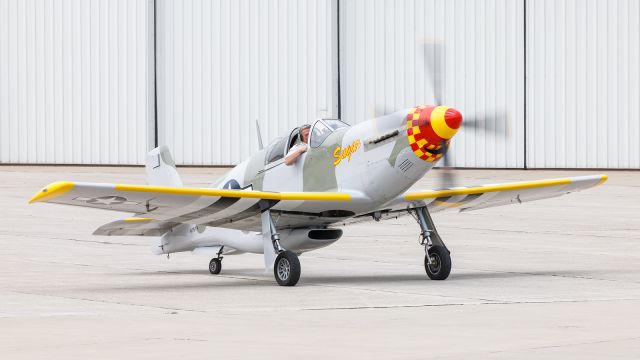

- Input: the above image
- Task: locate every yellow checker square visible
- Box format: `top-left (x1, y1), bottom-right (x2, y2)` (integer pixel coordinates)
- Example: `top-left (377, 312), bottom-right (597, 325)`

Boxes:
top-left (416, 139), bottom-right (427, 148)
top-left (408, 135), bottom-right (416, 144)
top-left (412, 112), bottom-right (421, 121)
top-left (408, 107), bottom-right (417, 114)
top-left (412, 126), bottom-right (421, 135)
top-left (427, 144), bottom-right (435, 150)
top-left (414, 148), bottom-right (425, 157)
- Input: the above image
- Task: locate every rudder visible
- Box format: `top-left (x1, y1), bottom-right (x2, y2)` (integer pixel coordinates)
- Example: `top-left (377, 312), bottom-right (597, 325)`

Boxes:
top-left (145, 145), bottom-right (183, 187)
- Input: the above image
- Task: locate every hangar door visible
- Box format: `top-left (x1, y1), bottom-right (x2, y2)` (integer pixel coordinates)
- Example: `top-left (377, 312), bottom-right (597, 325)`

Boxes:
top-left (155, 0), bottom-right (339, 166)
top-left (0, 0), bottom-right (151, 164)
top-left (339, 0), bottom-right (526, 168)
top-left (526, 0), bottom-right (640, 168)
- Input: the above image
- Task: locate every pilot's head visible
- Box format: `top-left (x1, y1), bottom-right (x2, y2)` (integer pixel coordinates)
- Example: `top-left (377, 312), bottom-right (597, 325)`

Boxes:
top-left (300, 124), bottom-right (311, 143)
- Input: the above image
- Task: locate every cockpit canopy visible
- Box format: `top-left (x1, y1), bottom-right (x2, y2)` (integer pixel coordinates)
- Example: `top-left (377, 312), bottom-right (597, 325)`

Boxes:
top-left (309, 119), bottom-right (349, 148)
top-left (264, 119), bottom-right (349, 164)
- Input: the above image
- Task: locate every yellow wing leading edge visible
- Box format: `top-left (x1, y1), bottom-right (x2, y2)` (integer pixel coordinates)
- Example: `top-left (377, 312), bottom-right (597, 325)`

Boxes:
top-left (404, 175), bottom-right (608, 201)
top-left (29, 181), bottom-right (351, 204)
top-left (29, 181), bottom-right (354, 233)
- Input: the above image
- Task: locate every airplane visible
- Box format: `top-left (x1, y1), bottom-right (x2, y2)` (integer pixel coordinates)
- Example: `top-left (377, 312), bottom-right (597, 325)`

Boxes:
top-left (29, 106), bottom-right (607, 286)
top-left (28, 41), bottom-right (607, 286)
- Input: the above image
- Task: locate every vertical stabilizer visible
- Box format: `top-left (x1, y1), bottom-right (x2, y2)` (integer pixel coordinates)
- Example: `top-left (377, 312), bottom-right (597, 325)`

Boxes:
top-left (145, 145), bottom-right (183, 187)
top-left (256, 119), bottom-right (264, 150)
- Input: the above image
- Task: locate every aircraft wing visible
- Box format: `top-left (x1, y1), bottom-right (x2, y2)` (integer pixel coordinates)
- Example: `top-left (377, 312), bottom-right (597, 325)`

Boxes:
top-left (92, 218), bottom-right (180, 236)
top-left (29, 181), bottom-right (351, 234)
top-left (346, 174), bottom-right (607, 224)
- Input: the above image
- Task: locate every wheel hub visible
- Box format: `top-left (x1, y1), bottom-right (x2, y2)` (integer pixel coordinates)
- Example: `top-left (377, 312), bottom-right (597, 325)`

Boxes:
top-left (429, 254), bottom-right (441, 274)
top-left (277, 258), bottom-right (291, 280)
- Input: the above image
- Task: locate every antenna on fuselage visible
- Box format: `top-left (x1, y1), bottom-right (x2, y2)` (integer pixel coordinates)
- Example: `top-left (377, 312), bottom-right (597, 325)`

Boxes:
top-left (255, 119), bottom-right (264, 150)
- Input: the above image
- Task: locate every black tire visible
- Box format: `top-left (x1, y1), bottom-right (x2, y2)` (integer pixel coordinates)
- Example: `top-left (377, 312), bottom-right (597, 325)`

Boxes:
top-left (274, 251), bottom-right (301, 286)
top-left (209, 258), bottom-right (222, 274)
top-left (424, 245), bottom-right (451, 280)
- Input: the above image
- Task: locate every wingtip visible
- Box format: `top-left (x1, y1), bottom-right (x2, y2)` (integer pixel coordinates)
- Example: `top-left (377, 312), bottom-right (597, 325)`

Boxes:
top-left (596, 174), bottom-right (608, 186)
top-left (28, 181), bottom-right (75, 204)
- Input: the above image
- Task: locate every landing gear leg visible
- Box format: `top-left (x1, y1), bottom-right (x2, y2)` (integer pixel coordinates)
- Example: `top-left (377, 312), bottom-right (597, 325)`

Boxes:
top-left (208, 246), bottom-right (224, 275)
top-left (413, 206), bottom-right (452, 280)
top-left (261, 210), bottom-right (301, 286)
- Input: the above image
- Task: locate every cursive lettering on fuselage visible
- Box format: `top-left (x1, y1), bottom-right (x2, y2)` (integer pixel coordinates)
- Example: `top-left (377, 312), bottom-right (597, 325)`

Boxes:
top-left (333, 139), bottom-right (362, 167)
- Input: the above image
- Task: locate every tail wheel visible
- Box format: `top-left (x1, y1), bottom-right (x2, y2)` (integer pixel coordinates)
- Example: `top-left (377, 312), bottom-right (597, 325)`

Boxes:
top-left (274, 251), bottom-right (301, 286)
top-left (209, 258), bottom-right (222, 274)
top-left (424, 245), bottom-right (451, 280)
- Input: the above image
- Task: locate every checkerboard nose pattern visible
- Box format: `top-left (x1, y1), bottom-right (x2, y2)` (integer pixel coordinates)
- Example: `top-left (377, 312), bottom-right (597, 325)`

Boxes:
top-left (406, 105), bottom-right (463, 162)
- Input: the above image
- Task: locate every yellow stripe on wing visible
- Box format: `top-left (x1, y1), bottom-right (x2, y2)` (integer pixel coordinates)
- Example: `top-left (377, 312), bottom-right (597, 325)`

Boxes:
top-left (403, 175), bottom-right (608, 201)
top-left (29, 181), bottom-right (351, 203)
top-left (123, 217), bottom-right (154, 222)
top-left (28, 181), bottom-right (75, 204)
top-left (113, 184), bottom-right (351, 201)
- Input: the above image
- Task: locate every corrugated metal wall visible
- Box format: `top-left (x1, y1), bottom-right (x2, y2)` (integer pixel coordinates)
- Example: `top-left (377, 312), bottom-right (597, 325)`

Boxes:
top-left (526, 0), bottom-right (640, 168)
top-left (0, 0), bottom-right (150, 164)
top-left (339, 0), bottom-right (526, 168)
top-left (2, 0), bottom-right (638, 168)
top-left (155, 0), bottom-right (339, 165)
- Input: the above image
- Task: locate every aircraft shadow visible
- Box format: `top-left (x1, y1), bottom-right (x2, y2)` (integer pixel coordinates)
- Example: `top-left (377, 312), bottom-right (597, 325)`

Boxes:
top-left (296, 269), bottom-right (610, 284)
top-left (93, 268), bottom-right (613, 291)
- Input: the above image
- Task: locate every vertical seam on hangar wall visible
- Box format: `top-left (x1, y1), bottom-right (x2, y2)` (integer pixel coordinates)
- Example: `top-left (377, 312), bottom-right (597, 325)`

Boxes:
top-left (336, 0), bottom-right (342, 120)
top-left (147, 0), bottom-right (158, 150)
top-left (153, 0), bottom-right (158, 148)
top-left (523, 0), bottom-right (528, 169)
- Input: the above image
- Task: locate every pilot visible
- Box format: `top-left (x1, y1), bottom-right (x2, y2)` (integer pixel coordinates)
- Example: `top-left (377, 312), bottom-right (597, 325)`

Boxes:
top-left (284, 124), bottom-right (311, 166)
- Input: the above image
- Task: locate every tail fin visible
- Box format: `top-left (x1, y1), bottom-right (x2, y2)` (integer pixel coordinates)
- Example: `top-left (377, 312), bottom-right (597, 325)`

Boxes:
top-left (145, 145), bottom-right (183, 187)
top-left (256, 119), bottom-right (264, 150)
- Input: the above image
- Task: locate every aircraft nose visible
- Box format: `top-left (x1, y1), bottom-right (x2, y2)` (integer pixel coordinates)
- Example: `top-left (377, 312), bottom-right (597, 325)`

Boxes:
top-left (444, 108), bottom-right (462, 132)
top-left (405, 105), bottom-right (463, 163)
top-left (431, 107), bottom-right (462, 140)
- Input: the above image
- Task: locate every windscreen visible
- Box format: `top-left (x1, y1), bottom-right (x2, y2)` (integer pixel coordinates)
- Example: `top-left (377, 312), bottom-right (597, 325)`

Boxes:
top-left (310, 119), bottom-right (349, 148)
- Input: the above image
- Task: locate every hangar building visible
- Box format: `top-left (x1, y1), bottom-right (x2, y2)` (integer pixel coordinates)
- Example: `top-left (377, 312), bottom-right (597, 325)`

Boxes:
top-left (1, 0), bottom-right (638, 168)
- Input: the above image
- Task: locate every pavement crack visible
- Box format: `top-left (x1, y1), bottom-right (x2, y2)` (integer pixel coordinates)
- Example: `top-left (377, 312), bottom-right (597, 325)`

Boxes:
top-left (9, 290), bottom-right (206, 314)
top-left (460, 267), bottom-right (640, 285)
top-left (450, 225), bottom-right (640, 241)
top-left (1, 232), bottom-right (145, 247)
top-left (485, 335), bottom-right (640, 355)
top-left (302, 298), bottom-right (640, 311)
top-left (304, 282), bottom-right (498, 303)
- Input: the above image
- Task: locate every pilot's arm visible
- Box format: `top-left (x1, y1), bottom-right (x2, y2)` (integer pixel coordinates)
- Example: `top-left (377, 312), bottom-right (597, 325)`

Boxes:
top-left (284, 143), bottom-right (308, 166)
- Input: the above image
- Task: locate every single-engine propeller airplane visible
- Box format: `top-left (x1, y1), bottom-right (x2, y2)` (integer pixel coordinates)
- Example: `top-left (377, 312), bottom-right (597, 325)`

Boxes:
top-left (28, 110), bottom-right (607, 286)
top-left (29, 44), bottom-right (607, 286)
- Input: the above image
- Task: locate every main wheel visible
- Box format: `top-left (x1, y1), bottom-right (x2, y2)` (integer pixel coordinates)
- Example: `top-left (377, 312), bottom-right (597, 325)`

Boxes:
top-left (209, 258), bottom-right (222, 274)
top-left (424, 245), bottom-right (451, 280)
top-left (274, 251), bottom-right (301, 286)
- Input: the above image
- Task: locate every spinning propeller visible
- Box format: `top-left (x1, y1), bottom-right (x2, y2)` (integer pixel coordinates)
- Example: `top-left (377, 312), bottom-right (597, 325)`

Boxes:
top-left (374, 40), bottom-right (512, 189)
top-left (421, 40), bottom-right (512, 188)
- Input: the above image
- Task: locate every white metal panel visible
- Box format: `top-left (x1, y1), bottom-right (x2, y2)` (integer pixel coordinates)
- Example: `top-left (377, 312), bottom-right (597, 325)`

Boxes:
top-left (339, 0), bottom-right (525, 168)
top-left (0, 0), bottom-right (150, 164)
top-left (156, 0), bottom-right (339, 166)
top-left (527, 0), bottom-right (640, 168)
